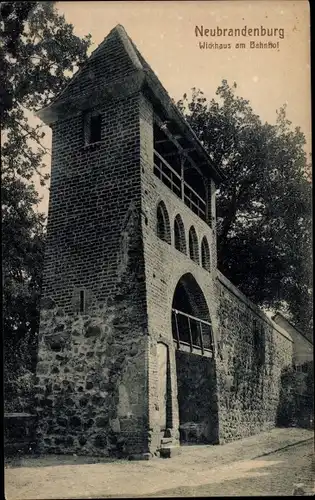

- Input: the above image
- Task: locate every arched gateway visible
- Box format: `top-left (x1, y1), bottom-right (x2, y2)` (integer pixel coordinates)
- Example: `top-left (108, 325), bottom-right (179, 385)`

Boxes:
top-left (171, 273), bottom-right (219, 445)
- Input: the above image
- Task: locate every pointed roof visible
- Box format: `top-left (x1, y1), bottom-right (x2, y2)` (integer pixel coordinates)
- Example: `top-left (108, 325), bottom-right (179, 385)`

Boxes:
top-left (37, 25), bottom-right (143, 120)
top-left (37, 25), bottom-right (224, 183)
top-left (57, 25), bottom-right (142, 105)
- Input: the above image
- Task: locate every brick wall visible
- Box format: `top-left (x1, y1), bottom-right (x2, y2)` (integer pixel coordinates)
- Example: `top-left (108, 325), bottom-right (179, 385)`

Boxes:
top-left (44, 94), bottom-right (141, 307)
top-left (36, 90), bottom-right (151, 457)
top-left (139, 94), bottom-right (220, 451)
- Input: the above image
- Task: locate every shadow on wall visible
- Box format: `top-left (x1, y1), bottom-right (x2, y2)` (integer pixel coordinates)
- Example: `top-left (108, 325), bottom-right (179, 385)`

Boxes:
top-left (276, 361), bottom-right (314, 430)
top-left (176, 350), bottom-right (219, 445)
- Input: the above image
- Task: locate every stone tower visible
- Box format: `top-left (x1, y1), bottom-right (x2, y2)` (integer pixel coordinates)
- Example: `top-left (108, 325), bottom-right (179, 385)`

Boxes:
top-left (35, 25), bottom-right (293, 459)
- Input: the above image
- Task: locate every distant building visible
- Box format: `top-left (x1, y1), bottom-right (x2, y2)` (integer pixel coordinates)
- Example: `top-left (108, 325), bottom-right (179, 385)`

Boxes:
top-left (272, 312), bottom-right (313, 369)
top-left (35, 25), bottom-right (294, 459)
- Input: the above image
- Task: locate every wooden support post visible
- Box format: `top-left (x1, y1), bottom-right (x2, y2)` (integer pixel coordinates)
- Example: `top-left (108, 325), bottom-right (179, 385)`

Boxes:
top-left (180, 155), bottom-right (185, 201)
top-left (199, 321), bottom-right (204, 355)
top-left (174, 311), bottom-right (180, 349)
top-left (187, 317), bottom-right (193, 352)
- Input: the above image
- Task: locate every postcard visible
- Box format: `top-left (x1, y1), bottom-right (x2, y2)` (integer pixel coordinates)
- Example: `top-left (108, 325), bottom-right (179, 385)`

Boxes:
top-left (3, 1), bottom-right (313, 498)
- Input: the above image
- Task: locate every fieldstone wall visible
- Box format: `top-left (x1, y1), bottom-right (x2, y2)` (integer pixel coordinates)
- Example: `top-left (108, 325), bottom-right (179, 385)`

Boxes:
top-left (36, 299), bottom-right (148, 457)
top-left (35, 196), bottom-right (149, 457)
top-left (216, 272), bottom-right (294, 443)
top-left (36, 88), bottom-right (150, 457)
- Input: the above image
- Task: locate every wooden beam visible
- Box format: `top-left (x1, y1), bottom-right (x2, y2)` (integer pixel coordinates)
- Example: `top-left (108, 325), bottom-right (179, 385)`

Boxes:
top-left (155, 139), bottom-right (171, 144)
top-left (162, 147), bottom-right (195, 158)
top-left (161, 150), bottom-right (179, 157)
top-left (183, 161), bottom-right (204, 178)
top-left (155, 134), bottom-right (183, 144)
top-left (181, 147), bottom-right (196, 155)
top-left (155, 115), bottom-right (184, 150)
top-left (154, 114), bottom-right (204, 177)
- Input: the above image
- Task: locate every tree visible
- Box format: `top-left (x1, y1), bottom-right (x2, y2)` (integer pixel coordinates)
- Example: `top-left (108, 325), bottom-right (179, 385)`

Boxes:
top-left (1, 1), bottom-right (92, 403)
top-left (177, 82), bottom-right (312, 338)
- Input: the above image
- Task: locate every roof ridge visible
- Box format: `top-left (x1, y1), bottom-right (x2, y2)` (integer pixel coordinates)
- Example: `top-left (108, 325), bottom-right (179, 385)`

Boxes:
top-left (38, 25), bottom-right (142, 113)
top-left (114, 25), bottom-right (143, 71)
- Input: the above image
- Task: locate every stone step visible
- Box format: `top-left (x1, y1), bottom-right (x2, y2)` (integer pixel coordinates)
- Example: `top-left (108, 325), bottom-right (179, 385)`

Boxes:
top-left (159, 446), bottom-right (181, 458)
top-left (160, 437), bottom-right (173, 445)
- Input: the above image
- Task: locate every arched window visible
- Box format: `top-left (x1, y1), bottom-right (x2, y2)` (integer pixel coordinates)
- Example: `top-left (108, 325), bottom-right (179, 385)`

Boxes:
top-left (201, 237), bottom-right (211, 272)
top-left (156, 201), bottom-right (171, 244)
top-left (174, 214), bottom-right (186, 254)
top-left (188, 226), bottom-right (199, 264)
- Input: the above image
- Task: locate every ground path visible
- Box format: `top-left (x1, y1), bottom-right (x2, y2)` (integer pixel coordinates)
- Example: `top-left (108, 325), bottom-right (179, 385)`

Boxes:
top-left (5, 428), bottom-right (314, 499)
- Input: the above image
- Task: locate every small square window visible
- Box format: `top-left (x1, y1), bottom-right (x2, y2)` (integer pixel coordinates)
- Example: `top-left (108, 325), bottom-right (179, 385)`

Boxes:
top-left (79, 290), bottom-right (85, 313)
top-left (84, 111), bottom-right (102, 145)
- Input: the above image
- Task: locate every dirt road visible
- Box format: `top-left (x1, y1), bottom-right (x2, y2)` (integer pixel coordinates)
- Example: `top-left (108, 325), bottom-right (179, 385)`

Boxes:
top-left (141, 440), bottom-right (315, 497)
top-left (5, 428), bottom-right (314, 499)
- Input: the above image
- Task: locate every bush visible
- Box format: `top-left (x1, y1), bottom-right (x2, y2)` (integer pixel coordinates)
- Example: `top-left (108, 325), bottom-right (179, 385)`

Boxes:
top-left (277, 362), bottom-right (314, 428)
top-left (4, 334), bottom-right (37, 414)
top-left (4, 367), bottom-right (36, 414)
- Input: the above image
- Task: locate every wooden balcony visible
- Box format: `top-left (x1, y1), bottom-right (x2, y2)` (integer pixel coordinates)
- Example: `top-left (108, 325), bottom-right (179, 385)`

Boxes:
top-left (153, 150), bottom-right (207, 221)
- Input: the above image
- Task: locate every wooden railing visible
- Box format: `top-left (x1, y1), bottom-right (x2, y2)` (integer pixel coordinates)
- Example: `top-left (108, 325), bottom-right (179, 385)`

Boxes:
top-left (172, 308), bottom-right (213, 355)
top-left (154, 150), bottom-right (206, 220)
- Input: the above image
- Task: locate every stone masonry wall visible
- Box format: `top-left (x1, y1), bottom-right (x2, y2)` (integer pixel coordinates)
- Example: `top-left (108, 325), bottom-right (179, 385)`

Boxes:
top-left (36, 298), bottom-right (148, 457)
top-left (216, 272), bottom-right (293, 443)
top-left (35, 91), bottom-right (150, 458)
top-left (139, 94), bottom-right (221, 453)
top-left (138, 92), bottom-right (293, 451)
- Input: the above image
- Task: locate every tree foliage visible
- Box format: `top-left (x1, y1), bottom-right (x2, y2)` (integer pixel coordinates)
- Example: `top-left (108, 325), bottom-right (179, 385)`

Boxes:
top-left (177, 82), bottom-right (312, 338)
top-left (1, 1), bottom-right (91, 393)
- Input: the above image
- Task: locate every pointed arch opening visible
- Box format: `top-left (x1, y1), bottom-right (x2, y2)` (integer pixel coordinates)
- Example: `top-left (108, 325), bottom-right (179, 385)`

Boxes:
top-left (171, 273), bottom-right (213, 352)
top-left (189, 226), bottom-right (199, 264)
top-left (174, 214), bottom-right (186, 254)
top-left (201, 236), bottom-right (211, 272)
top-left (156, 201), bottom-right (171, 244)
top-left (171, 273), bottom-right (218, 445)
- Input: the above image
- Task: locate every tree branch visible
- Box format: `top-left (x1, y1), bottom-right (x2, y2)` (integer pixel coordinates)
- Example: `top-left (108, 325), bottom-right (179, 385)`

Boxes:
top-left (15, 116), bottom-right (51, 156)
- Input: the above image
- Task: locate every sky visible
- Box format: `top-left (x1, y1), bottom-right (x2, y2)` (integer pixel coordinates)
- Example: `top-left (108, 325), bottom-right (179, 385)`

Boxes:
top-left (34, 0), bottom-right (311, 214)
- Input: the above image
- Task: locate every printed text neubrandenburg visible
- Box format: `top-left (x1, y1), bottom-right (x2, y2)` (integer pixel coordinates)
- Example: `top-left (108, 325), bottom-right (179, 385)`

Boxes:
top-left (195, 25), bottom-right (285, 39)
